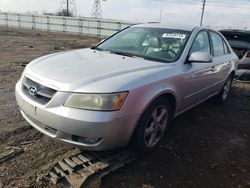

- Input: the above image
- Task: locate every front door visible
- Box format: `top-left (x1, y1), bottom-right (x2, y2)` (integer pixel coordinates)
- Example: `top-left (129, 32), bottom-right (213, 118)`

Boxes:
top-left (182, 30), bottom-right (217, 109)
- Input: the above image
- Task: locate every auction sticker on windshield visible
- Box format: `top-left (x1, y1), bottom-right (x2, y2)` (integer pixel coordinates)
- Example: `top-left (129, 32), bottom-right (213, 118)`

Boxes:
top-left (162, 33), bottom-right (186, 39)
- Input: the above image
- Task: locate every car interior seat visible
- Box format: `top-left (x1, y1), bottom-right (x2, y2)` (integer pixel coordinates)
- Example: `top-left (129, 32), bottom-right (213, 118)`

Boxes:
top-left (145, 36), bottom-right (162, 54)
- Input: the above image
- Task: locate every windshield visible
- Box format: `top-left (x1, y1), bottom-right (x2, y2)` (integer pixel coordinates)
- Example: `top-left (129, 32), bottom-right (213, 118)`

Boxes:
top-left (97, 27), bottom-right (191, 63)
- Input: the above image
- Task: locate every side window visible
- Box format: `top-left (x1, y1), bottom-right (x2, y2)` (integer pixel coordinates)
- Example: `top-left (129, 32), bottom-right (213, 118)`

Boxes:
top-left (190, 31), bottom-right (210, 54)
top-left (210, 32), bottom-right (225, 56)
top-left (223, 41), bottom-right (230, 54)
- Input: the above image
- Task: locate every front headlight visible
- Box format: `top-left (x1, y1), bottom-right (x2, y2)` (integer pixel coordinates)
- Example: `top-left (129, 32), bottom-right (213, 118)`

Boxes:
top-left (64, 92), bottom-right (128, 111)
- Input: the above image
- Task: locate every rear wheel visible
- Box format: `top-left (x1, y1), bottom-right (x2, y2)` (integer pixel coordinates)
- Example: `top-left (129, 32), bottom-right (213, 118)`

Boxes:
top-left (215, 74), bottom-right (233, 103)
top-left (132, 97), bottom-right (171, 153)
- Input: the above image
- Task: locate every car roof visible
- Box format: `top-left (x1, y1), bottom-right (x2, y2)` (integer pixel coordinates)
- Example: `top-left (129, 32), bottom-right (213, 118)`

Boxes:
top-left (132, 23), bottom-right (204, 31)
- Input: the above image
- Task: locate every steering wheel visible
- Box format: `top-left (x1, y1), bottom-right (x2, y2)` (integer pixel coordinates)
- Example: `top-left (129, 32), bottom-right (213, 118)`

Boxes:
top-left (163, 49), bottom-right (177, 58)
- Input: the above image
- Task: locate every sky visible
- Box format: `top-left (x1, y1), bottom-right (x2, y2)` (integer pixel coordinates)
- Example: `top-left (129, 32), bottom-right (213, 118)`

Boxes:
top-left (0, 0), bottom-right (250, 27)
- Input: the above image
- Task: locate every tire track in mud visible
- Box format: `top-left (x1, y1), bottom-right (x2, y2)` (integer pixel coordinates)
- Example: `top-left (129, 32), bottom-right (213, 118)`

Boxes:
top-left (0, 126), bottom-right (34, 143)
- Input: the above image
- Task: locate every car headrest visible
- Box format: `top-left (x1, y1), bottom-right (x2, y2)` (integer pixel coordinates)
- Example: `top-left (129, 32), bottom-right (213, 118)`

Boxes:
top-left (148, 37), bottom-right (161, 48)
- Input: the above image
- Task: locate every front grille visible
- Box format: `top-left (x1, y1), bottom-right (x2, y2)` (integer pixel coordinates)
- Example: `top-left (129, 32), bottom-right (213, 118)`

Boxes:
top-left (22, 77), bottom-right (57, 105)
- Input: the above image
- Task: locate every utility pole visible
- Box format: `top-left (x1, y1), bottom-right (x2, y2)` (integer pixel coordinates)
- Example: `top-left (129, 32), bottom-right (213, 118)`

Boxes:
top-left (91, 0), bottom-right (102, 18)
top-left (66, 0), bottom-right (69, 16)
top-left (159, 9), bottom-right (163, 23)
top-left (91, 0), bottom-right (107, 18)
top-left (59, 0), bottom-right (77, 17)
top-left (200, 0), bottom-right (206, 26)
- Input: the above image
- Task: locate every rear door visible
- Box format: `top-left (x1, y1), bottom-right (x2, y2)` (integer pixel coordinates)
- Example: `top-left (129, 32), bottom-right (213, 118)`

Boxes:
top-left (208, 31), bottom-right (232, 92)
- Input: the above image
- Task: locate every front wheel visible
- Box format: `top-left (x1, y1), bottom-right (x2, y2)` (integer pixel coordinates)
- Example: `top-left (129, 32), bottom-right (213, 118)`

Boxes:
top-left (132, 97), bottom-right (171, 153)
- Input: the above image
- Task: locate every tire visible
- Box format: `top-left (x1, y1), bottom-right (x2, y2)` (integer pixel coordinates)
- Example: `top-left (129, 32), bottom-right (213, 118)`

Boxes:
top-left (215, 74), bottom-right (233, 103)
top-left (132, 97), bottom-right (171, 153)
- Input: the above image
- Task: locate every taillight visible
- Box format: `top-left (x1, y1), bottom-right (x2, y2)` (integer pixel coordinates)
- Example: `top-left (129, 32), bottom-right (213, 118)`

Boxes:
top-left (246, 51), bottom-right (250, 58)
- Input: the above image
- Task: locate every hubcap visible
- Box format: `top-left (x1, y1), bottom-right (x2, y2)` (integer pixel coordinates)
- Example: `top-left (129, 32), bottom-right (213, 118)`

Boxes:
top-left (144, 105), bottom-right (168, 148)
top-left (222, 78), bottom-right (231, 100)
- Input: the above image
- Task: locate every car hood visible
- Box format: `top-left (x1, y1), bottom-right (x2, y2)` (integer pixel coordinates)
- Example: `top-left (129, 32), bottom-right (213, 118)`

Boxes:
top-left (25, 48), bottom-right (168, 91)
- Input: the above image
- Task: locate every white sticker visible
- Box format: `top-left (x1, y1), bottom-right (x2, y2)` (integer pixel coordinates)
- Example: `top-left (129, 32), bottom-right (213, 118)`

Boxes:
top-left (162, 33), bottom-right (186, 39)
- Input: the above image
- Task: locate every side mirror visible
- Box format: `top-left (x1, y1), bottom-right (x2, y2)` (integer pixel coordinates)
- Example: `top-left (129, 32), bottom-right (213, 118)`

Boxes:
top-left (188, 52), bottom-right (213, 63)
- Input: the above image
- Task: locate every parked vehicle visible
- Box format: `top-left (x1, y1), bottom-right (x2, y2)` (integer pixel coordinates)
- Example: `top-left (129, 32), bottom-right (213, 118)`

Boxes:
top-left (220, 29), bottom-right (250, 70)
top-left (15, 24), bottom-right (238, 152)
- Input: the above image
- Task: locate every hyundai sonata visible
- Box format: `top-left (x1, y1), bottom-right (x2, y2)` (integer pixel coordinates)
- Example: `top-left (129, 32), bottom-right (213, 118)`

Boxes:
top-left (15, 24), bottom-right (238, 152)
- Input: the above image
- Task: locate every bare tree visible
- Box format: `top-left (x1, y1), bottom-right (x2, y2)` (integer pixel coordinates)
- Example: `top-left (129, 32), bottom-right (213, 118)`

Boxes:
top-left (43, 9), bottom-right (74, 17)
top-left (56, 9), bottom-right (74, 17)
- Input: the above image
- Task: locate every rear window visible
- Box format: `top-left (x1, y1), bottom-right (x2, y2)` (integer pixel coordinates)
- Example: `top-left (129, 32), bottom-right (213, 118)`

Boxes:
top-left (220, 31), bottom-right (250, 43)
top-left (220, 30), bottom-right (250, 58)
top-left (226, 40), bottom-right (250, 49)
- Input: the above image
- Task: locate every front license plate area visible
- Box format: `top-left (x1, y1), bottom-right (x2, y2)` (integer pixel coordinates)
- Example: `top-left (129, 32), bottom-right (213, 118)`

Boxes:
top-left (22, 99), bottom-right (36, 117)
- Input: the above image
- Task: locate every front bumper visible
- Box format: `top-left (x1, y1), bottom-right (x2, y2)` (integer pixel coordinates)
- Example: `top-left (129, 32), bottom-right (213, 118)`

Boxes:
top-left (15, 80), bottom-right (139, 151)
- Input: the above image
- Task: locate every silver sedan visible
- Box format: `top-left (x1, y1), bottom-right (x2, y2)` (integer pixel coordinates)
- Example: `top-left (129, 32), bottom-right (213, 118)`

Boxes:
top-left (15, 24), bottom-right (238, 152)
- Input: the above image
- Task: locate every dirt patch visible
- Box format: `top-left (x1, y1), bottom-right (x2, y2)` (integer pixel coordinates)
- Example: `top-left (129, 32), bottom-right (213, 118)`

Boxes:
top-left (0, 27), bottom-right (99, 187)
top-left (0, 26), bottom-right (250, 188)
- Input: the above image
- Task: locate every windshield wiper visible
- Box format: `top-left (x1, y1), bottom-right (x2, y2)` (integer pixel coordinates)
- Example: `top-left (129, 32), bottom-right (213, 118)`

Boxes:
top-left (109, 50), bottom-right (134, 57)
top-left (143, 56), bottom-right (171, 63)
top-left (91, 46), bottom-right (103, 51)
top-left (91, 47), bottom-right (134, 58)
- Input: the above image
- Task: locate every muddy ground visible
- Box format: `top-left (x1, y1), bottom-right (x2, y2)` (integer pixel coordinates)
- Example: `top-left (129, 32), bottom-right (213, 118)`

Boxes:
top-left (0, 27), bottom-right (250, 188)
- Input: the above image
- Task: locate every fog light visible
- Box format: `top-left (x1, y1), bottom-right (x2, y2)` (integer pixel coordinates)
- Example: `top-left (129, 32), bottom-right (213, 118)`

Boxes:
top-left (84, 137), bottom-right (100, 143)
top-left (72, 135), bottom-right (102, 144)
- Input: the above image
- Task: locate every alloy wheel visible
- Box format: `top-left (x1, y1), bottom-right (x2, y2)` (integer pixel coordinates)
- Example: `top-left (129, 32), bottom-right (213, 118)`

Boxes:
top-left (144, 105), bottom-right (168, 148)
top-left (222, 78), bottom-right (232, 100)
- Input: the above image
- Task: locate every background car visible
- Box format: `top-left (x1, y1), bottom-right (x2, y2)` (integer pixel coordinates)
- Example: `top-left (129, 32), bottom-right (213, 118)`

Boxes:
top-left (220, 29), bottom-right (250, 70)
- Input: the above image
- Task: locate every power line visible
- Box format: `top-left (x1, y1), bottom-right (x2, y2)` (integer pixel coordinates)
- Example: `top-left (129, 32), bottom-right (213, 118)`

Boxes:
top-left (119, 0), bottom-right (250, 8)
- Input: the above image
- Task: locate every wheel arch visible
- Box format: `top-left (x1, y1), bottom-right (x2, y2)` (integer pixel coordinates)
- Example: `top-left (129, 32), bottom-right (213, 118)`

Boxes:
top-left (230, 70), bottom-right (236, 78)
top-left (141, 91), bottom-right (177, 122)
top-left (128, 90), bottom-right (177, 144)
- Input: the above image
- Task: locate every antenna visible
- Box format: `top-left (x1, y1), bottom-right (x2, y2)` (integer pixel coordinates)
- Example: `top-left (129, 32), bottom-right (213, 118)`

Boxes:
top-left (200, 0), bottom-right (206, 26)
top-left (91, 0), bottom-right (106, 18)
top-left (59, 0), bottom-right (77, 16)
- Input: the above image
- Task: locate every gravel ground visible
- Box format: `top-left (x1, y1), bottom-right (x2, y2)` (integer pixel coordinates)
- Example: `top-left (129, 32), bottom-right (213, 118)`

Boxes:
top-left (0, 27), bottom-right (250, 188)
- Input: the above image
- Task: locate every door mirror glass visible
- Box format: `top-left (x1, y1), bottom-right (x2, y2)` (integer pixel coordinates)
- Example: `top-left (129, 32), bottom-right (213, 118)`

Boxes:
top-left (189, 52), bottom-right (213, 63)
